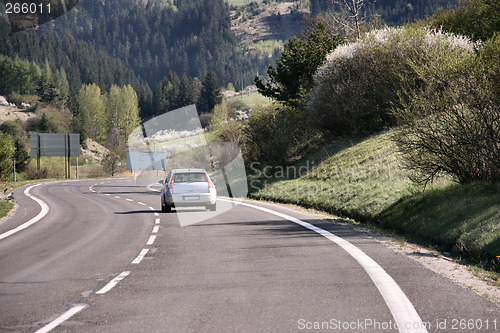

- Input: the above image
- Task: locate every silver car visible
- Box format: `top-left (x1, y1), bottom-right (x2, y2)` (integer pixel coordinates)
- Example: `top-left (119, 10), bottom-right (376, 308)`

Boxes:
top-left (160, 169), bottom-right (217, 212)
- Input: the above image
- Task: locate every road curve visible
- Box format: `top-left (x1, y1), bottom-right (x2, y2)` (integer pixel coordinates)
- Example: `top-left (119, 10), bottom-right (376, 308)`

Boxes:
top-left (0, 178), bottom-right (498, 332)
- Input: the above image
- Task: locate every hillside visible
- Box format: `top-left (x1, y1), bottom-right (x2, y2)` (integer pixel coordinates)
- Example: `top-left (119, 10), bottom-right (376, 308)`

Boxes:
top-left (0, 21), bottom-right (148, 97)
top-left (230, 1), bottom-right (308, 49)
top-left (0, 105), bottom-right (35, 123)
top-left (251, 130), bottom-right (500, 264)
top-left (311, 0), bottom-right (458, 25)
top-left (40, 0), bottom-right (272, 90)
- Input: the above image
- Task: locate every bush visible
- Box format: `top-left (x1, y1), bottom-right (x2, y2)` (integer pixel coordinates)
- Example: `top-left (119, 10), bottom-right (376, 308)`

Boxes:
top-left (26, 157), bottom-right (66, 179)
top-left (393, 55), bottom-right (500, 184)
top-left (102, 149), bottom-right (126, 176)
top-left (309, 27), bottom-right (477, 136)
top-left (26, 164), bottom-right (49, 180)
top-left (244, 103), bottom-right (310, 167)
top-left (431, 0), bottom-right (500, 41)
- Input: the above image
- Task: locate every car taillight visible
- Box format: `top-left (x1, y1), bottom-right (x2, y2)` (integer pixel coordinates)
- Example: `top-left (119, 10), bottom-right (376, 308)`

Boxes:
top-left (168, 175), bottom-right (175, 189)
top-left (206, 174), bottom-right (214, 188)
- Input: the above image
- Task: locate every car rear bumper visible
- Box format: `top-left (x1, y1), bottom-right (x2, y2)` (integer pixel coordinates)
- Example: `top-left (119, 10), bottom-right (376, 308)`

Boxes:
top-left (166, 192), bottom-right (216, 207)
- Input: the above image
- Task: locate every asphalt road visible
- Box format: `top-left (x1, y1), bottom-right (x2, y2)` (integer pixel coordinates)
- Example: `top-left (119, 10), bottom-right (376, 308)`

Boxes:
top-left (0, 178), bottom-right (498, 332)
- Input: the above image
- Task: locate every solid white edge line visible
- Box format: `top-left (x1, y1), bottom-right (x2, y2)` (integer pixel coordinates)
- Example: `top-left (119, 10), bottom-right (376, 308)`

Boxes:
top-left (152, 225), bottom-right (159, 233)
top-left (96, 271), bottom-right (130, 295)
top-left (218, 198), bottom-right (428, 333)
top-left (146, 235), bottom-right (157, 245)
top-left (35, 304), bottom-right (87, 333)
top-left (0, 183), bottom-right (50, 241)
top-left (132, 248), bottom-right (149, 264)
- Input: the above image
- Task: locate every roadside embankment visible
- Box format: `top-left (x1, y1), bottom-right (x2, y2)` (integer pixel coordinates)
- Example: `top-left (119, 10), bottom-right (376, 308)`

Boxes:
top-left (249, 130), bottom-right (500, 270)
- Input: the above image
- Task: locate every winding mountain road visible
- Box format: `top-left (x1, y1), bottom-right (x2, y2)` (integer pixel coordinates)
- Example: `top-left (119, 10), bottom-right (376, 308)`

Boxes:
top-left (0, 179), bottom-right (498, 332)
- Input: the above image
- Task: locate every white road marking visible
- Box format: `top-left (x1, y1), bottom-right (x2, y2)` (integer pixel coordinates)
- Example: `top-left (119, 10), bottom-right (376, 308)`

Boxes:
top-left (35, 304), bottom-right (87, 333)
top-left (126, 198), bottom-right (134, 202)
top-left (155, 218), bottom-right (160, 224)
top-left (219, 198), bottom-right (428, 333)
top-left (148, 206), bottom-right (155, 210)
top-left (132, 249), bottom-right (149, 264)
top-left (146, 183), bottom-right (161, 192)
top-left (104, 193), bottom-right (111, 196)
top-left (146, 235), bottom-right (157, 245)
top-left (0, 184), bottom-right (50, 241)
top-left (152, 225), bottom-right (159, 233)
top-left (154, 212), bottom-right (159, 216)
top-left (138, 202), bottom-right (146, 206)
top-left (96, 271), bottom-right (130, 295)
top-left (114, 196), bottom-right (120, 199)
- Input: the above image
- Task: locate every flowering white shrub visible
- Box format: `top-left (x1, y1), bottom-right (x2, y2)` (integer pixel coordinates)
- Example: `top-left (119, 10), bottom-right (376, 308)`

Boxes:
top-left (309, 26), bottom-right (477, 135)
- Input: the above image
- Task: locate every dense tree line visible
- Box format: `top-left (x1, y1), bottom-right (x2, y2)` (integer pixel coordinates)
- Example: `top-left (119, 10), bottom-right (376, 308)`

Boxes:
top-left (0, 20), bottom-right (149, 98)
top-left (74, 84), bottom-right (141, 149)
top-left (41, 0), bottom-right (272, 93)
top-left (310, 0), bottom-right (458, 26)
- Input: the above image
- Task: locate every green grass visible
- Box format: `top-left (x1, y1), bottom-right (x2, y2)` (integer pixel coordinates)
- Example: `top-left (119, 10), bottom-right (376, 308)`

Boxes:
top-left (250, 129), bottom-right (500, 268)
top-left (251, 131), bottom-right (417, 220)
top-left (0, 200), bottom-right (14, 219)
top-left (227, 91), bottom-right (272, 108)
top-left (379, 182), bottom-right (500, 260)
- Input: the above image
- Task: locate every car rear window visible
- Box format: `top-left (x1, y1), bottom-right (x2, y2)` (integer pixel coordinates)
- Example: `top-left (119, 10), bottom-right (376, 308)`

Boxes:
top-left (173, 173), bottom-right (207, 183)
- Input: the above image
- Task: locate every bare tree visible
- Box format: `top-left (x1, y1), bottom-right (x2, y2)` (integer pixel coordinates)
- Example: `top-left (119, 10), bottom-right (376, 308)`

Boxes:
top-left (331, 0), bottom-right (375, 38)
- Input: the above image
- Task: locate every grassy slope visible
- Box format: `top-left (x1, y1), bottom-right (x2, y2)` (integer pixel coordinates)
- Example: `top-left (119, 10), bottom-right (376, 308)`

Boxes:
top-left (0, 201), bottom-right (14, 219)
top-left (250, 130), bottom-right (500, 265)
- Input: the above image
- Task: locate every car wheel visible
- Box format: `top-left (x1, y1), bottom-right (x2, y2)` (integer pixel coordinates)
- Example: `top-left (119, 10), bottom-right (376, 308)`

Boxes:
top-left (161, 199), bottom-right (172, 213)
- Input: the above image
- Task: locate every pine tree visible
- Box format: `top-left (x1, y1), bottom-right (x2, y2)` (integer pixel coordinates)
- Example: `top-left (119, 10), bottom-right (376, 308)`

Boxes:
top-left (197, 71), bottom-right (221, 114)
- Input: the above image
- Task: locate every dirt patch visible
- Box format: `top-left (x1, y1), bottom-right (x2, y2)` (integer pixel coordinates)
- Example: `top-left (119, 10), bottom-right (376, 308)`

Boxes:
top-left (81, 138), bottom-right (108, 162)
top-left (0, 105), bottom-right (35, 123)
top-left (231, 2), bottom-right (308, 48)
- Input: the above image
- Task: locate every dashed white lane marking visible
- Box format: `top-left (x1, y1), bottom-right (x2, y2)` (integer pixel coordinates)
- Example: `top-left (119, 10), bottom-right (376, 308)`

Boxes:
top-left (148, 206), bottom-right (155, 210)
top-left (155, 218), bottom-right (160, 224)
top-left (114, 196), bottom-right (120, 199)
top-left (138, 202), bottom-right (146, 206)
top-left (219, 198), bottom-right (428, 333)
top-left (146, 235), bottom-right (157, 245)
top-left (152, 225), bottom-right (159, 234)
top-left (154, 212), bottom-right (159, 217)
top-left (0, 183), bottom-right (50, 241)
top-left (96, 271), bottom-right (130, 295)
top-left (35, 304), bottom-right (87, 333)
top-left (104, 193), bottom-right (111, 196)
top-left (126, 198), bottom-right (134, 202)
top-left (132, 249), bottom-right (149, 264)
